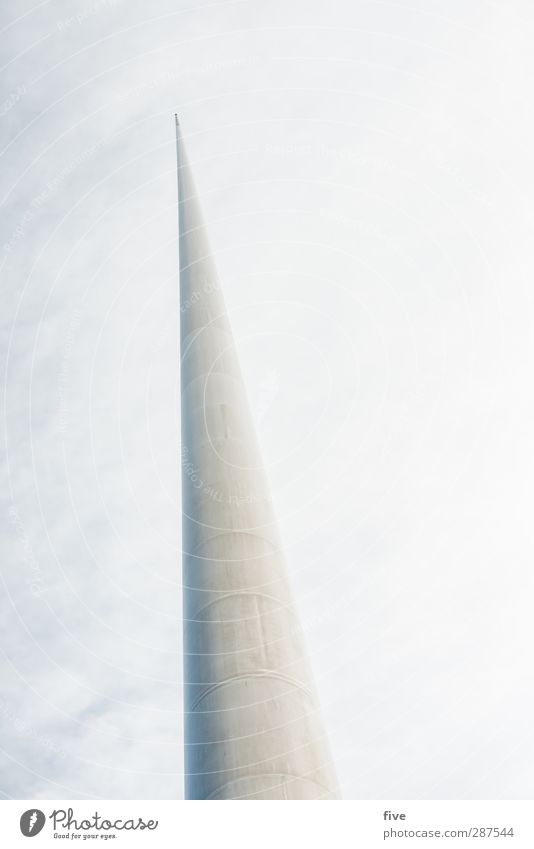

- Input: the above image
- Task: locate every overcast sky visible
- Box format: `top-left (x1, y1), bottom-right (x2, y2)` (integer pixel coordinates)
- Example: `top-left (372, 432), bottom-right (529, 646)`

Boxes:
top-left (1, 0), bottom-right (534, 800)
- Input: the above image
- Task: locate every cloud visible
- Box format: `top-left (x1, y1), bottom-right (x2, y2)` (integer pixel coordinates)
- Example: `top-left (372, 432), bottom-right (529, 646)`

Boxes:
top-left (1, 0), bottom-right (533, 799)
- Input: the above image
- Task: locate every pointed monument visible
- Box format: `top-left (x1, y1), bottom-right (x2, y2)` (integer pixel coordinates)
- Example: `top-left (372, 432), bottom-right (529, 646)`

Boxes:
top-left (177, 117), bottom-right (340, 800)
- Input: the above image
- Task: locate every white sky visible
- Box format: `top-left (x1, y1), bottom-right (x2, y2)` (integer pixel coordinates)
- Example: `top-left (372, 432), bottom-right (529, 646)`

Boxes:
top-left (1, 0), bottom-right (534, 799)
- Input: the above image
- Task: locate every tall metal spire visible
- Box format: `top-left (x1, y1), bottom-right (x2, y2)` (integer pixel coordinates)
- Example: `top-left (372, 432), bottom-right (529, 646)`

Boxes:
top-left (177, 119), bottom-right (340, 800)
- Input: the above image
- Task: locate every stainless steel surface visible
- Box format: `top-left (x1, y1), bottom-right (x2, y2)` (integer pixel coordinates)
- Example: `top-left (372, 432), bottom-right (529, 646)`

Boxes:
top-left (178, 118), bottom-right (340, 800)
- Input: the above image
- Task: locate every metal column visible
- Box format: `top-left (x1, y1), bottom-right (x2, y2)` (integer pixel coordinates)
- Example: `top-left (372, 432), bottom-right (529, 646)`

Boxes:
top-left (177, 117), bottom-right (340, 800)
